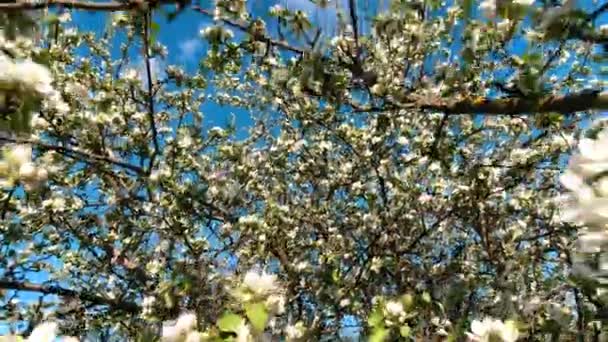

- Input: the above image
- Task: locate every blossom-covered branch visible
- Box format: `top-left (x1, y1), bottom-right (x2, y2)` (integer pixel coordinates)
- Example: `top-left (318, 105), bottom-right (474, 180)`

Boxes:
top-left (192, 6), bottom-right (305, 55)
top-left (0, 0), bottom-right (179, 11)
top-left (0, 279), bottom-right (140, 313)
top-left (0, 135), bottom-right (145, 175)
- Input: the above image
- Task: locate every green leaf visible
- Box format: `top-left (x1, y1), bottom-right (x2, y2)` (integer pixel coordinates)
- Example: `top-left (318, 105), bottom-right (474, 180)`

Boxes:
top-left (462, 0), bottom-right (473, 19)
top-left (217, 312), bottom-right (244, 333)
top-left (400, 324), bottom-right (411, 337)
top-left (245, 302), bottom-right (268, 332)
top-left (401, 294), bottom-right (414, 310)
top-left (368, 308), bottom-right (384, 328)
top-left (43, 13), bottom-right (59, 25)
top-left (422, 292), bottom-right (431, 304)
top-left (163, 291), bottom-right (175, 309)
top-left (332, 268), bottom-right (340, 283)
top-left (369, 326), bottom-right (389, 342)
top-left (150, 21), bottom-right (161, 44)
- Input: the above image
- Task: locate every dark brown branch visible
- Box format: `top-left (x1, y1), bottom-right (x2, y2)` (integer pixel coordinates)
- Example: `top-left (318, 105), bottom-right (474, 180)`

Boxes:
top-left (143, 11), bottom-right (160, 173)
top-left (589, 3), bottom-right (608, 22)
top-left (0, 279), bottom-right (140, 313)
top-left (1, 188), bottom-right (14, 220)
top-left (568, 27), bottom-right (608, 45)
top-left (430, 113), bottom-right (448, 157)
top-left (0, 135), bottom-right (145, 175)
top-left (432, 90), bottom-right (608, 115)
top-left (348, 0), bottom-right (359, 54)
top-left (374, 89), bottom-right (607, 115)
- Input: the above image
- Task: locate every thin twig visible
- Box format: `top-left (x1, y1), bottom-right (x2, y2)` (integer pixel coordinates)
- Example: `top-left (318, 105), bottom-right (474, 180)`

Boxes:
top-left (1, 188), bottom-right (15, 220)
top-left (143, 11), bottom-right (160, 173)
top-left (192, 6), bottom-right (305, 55)
top-left (348, 0), bottom-right (359, 54)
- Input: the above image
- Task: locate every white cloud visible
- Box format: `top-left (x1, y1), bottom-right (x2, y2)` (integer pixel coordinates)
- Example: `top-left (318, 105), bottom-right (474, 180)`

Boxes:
top-left (178, 38), bottom-right (203, 61)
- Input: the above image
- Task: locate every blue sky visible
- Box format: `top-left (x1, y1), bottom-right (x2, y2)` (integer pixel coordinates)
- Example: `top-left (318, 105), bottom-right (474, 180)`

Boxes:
top-left (1, 0), bottom-right (351, 336)
top-left (2, 0), bottom-right (608, 338)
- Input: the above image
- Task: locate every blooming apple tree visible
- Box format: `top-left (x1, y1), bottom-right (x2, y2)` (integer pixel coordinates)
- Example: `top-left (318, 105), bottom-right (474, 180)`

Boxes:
top-left (0, 0), bottom-right (607, 341)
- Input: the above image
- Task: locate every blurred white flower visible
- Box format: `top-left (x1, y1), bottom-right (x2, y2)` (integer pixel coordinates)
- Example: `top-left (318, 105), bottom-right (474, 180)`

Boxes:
top-left (4, 144), bottom-right (31, 168)
top-left (577, 230), bottom-right (608, 253)
top-left (16, 60), bottom-right (53, 95)
top-left (243, 270), bottom-right (278, 295)
top-left (513, 0), bottom-right (534, 6)
top-left (235, 322), bottom-right (251, 342)
top-left (65, 81), bottom-right (89, 100)
top-left (269, 4), bottom-right (284, 16)
top-left (467, 318), bottom-right (519, 342)
top-left (385, 300), bottom-right (404, 317)
top-left (123, 68), bottom-right (139, 82)
top-left (18, 162), bottom-right (36, 180)
top-left (161, 313), bottom-right (197, 342)
top-left (266, 294), bottom-right (286, 315)
top-left (558, 129), bottom-right (608, 231)
top-left (285, 322), bottom-right (305, 340)
top-left (185, 331), bottom-right (203, 342)
top-left (27, 322), bottom-right (57, 342)
top-left (479, 0), bottom-right (496, 19)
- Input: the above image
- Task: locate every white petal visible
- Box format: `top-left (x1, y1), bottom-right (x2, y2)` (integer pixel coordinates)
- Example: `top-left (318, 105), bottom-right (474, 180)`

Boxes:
top-left (27, 322), bottom-right (57, 342)
top-left (470, 319), bottom-right (486, 335)
top-left (559, 171), bottom-right (584, 191)
top-left (577, 231), bottom-right (608, 253)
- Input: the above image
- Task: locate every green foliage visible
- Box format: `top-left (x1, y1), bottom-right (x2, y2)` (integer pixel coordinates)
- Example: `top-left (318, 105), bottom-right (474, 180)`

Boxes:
top-left (217, 313), bottom-right (244, 334)
top-left (244, 302), bottom-right (268, 332)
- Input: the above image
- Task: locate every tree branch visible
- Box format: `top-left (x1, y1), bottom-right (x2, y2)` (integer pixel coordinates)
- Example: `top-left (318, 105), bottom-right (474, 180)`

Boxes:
top-left (0, 135), bottom-right (145, 175)
top-left (197, 5), bottom-right (608, 116)
top-left (192, 6), bottom-right (305, 55)
top-left (376, 89), bottom-right (608, 115)
top-left (589, 3), bottom-right (608, 22)
top-left (143, 11), bottom-right (160, 174)
top-left (348, 0), bottom-right (359, 53)
top-left (0, 0), bottom-right (177, 11)
top-left (0, 279), bottom-right (140, 314)
top-left (1, 188), bottom-right (14, 220)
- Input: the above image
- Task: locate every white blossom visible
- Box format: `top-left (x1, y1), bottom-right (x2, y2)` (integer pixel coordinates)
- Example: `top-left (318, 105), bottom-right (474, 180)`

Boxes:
top-left (26, 322), bottom-right (57, 342)
top-left (243, 270), bottom-right (278, 295)
top-left (479, 0), bottom-right (497, 19)
top-left (285, 322), bottom-right (305, 340)
top-left (385, 300), bottom-right (405, 317)
top-left (235, 322), bottom-right (251, 342)
top-left (467, 318), bottom-right (520, 342)
top-left (513, 0), bottom-right (534, 5)
top-left (161, 313), bottom-right (197, 342)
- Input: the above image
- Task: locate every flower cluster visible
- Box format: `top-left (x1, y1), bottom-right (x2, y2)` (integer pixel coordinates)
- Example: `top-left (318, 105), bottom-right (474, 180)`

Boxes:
top-left (161, 313), bottom-right (199, 342)
top-left (560, 128), bottom-right (608, 253)
top-left (467, 318), bottom-right (520, 342)
top-left (0, 54), bottom-right (68, 118)
top-left (0, 144), bottom-right (47, 190)
top-left (1, 322), bottom-right (77, 342)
